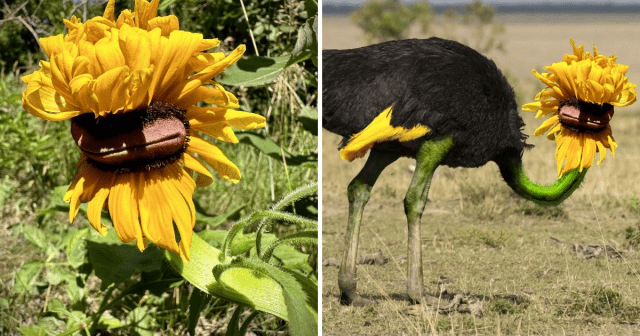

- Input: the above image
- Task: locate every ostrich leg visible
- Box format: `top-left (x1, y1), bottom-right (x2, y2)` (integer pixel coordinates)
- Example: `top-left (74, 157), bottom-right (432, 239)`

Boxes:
top-left (339, 149), bottom-right (400, 306)
top-left (404, 136), bottom-right (454, 302)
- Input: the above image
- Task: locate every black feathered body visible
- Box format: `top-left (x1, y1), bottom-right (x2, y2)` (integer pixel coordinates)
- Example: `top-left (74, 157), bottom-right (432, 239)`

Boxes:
top-left (323, 38), bottom-right (530, 168)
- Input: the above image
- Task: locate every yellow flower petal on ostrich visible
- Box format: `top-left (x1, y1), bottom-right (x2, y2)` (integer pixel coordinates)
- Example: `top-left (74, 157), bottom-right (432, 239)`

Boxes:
top-left (581, 134), bottom-right (596, 170)
top-left (188, 136), bottom-right (241, 183)
top-left (533, 115), bottom-right (559, 137)
top-left (595, 140), bottom-right (607, 164)
top-left (340, 106), bottom-right (430, 161)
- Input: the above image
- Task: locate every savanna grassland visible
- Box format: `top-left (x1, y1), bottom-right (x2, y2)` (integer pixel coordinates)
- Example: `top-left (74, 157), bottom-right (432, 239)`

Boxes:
top-left (322, 13), bottom-right (640, 335)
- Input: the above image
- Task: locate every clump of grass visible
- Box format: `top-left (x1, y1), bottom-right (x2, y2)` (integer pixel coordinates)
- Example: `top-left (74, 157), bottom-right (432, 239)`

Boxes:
top-left (560, 286), bottom-right (640, 322)
top-left (518, 201), bottom-right (566, 219)
top-left (490, 296), bottom-right (530, 315)
top-left (467, 229), bottom-right (509, 249)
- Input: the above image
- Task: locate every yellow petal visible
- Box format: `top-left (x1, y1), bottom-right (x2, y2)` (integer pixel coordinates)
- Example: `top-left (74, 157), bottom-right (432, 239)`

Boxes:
top-left (187, 136), bottom-right (241, 183)
top-left (183, 152), bottom-right (214, 188)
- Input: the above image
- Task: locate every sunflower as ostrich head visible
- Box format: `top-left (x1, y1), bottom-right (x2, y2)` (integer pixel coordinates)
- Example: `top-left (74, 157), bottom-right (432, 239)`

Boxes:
top-left (523, 39), bottom-right (636, 178)
top-left (21, 0), bottom-right (266, 261)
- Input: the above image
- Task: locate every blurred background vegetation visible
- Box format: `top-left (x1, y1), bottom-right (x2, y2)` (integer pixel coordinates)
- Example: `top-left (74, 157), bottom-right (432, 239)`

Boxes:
top-left (0, 0), bottom-right (317, 334)
top-left (351, 0), bottom-right (504, 53)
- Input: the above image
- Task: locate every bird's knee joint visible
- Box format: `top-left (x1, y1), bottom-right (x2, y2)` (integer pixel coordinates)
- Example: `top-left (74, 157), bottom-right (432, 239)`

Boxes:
top-left (348, 179), bottom-right (372, 203)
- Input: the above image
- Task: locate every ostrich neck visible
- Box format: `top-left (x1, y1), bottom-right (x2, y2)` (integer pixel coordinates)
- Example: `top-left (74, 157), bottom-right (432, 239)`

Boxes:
top-left (496, 151), bottom-right (587, 206)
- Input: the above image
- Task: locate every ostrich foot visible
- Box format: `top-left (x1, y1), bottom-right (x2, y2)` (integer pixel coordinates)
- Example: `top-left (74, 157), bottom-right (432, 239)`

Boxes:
top-left (404, 294), bottom-right (483, 317)
top-left (340, 293), bottom-right (375, 306)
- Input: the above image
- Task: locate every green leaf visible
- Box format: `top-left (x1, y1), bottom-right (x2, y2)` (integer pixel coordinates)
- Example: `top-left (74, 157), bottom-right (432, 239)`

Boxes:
top-left (166, 234), bottom-right (290, 321)
top-left (65, 275), bottom-right (84, 305)
top-left (217, 258), bottom-right (317, 336)
top-left (46, 298), bottom-right (68, 319)
top-left (195, 205), bottom-right (245, 229)
top-left (21, 226), bottom-right (47, 251)
top-left (225, 305), bottom-right (243, 336)
top-left (17, 325), bottom-right (47, 336)
top-left (290, 16), bottom-right (318, 67)
top-left (44, 267), bottom-right (74, 286)
top-left (0, 297), bottom-right (9, 310)
top-left (216, 56), bottom-right (289, 87)
top-left (198, 230), bottom-right (258, 256)
top-left (36, 316), bottom-right (66, 336)
top-left (13, 260), bottom-right (45, 295)
top-left (96, 314), bottom-right (122, 330)
top-left (158, 0), bottom-right (178, 11)
top-left (66, 228), bottom-right (89, 268)
top-left (125, 306), bottom-right (155, 336)
top-left (188, 288), bottom-right (206, 336)
top-left (87, 231), bottom-right (164, 289)
top-left (236, 133), bottom-right (317, 166)
top-left (297, 106), bottom-right (318, 136)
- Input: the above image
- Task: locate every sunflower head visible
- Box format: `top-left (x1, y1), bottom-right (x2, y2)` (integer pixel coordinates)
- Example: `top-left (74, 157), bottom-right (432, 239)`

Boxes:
top-left (22, 0), bottom-right (266, 261)
top-left (522, 39), bottom-right (637, 177)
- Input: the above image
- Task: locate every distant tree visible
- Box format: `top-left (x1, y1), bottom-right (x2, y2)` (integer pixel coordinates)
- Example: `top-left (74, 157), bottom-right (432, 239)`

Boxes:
top-left (351, 0), bottom-right (434, 43)
top-left (452, 0), bottom-right (505, 54)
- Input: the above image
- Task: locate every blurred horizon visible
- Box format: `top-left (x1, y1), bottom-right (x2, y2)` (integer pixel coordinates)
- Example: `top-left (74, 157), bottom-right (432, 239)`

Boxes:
top-left (325, 0), bottom-right (640, 4)
top-left (324, 0), bottom-right (640, 14)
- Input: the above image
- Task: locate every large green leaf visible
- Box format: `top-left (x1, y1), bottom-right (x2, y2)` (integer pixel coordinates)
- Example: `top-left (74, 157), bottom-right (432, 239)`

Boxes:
top-left (236, 133), bottom-right (316, 166)
top-left (86, 231), bottom-right (164, 289)
top-left (166, 234), bottom-right (290, 320)
top-left (217, 56), bottom-right (289, 87)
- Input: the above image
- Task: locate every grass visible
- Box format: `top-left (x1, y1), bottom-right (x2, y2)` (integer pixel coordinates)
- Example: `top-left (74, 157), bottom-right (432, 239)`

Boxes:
top-left (322, 13), bottom-right (640, 335)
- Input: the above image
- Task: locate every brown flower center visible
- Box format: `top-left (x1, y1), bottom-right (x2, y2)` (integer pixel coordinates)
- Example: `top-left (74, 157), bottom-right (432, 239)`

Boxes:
top-left (557, 97), bottom-right (613, 132)
top-left (70, 101), bottom-right (189, 173)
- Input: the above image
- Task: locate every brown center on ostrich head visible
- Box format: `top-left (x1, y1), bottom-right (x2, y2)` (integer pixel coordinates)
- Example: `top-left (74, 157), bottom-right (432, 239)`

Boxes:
top-left (557, 97), bottom-right (614, 132)
top-left (70, 101), bottom-right (190, 172)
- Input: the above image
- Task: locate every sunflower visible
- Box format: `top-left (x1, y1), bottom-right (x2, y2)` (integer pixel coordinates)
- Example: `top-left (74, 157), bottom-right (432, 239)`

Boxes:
top-left (21, 0), bottom-right (266, 261)
top-left (523, 39), bottom-right (636, 177)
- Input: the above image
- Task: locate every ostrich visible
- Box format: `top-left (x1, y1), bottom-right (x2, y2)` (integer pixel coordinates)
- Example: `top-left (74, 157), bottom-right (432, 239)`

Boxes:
top-left (323, 38), bottom-right (620, 306)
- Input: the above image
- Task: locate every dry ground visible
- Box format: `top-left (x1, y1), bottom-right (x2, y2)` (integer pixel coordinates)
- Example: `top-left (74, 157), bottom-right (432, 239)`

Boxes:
top-left (322, 13), bottom-right (640, 335)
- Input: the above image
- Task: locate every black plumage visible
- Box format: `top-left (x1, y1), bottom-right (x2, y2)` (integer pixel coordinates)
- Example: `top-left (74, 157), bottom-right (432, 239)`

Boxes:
top-left (323, 37), bottom-right (530, 167)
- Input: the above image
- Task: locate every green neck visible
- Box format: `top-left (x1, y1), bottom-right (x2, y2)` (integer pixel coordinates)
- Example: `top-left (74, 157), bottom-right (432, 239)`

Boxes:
top-left (497, 151), bottom-right (588, 206)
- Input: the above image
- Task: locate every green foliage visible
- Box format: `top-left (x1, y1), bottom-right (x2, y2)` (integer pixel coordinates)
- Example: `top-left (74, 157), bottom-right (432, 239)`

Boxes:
top-left (0, 1), bottom-right (105, 70)
top-left (351, 0), bottom-right (434, 43)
